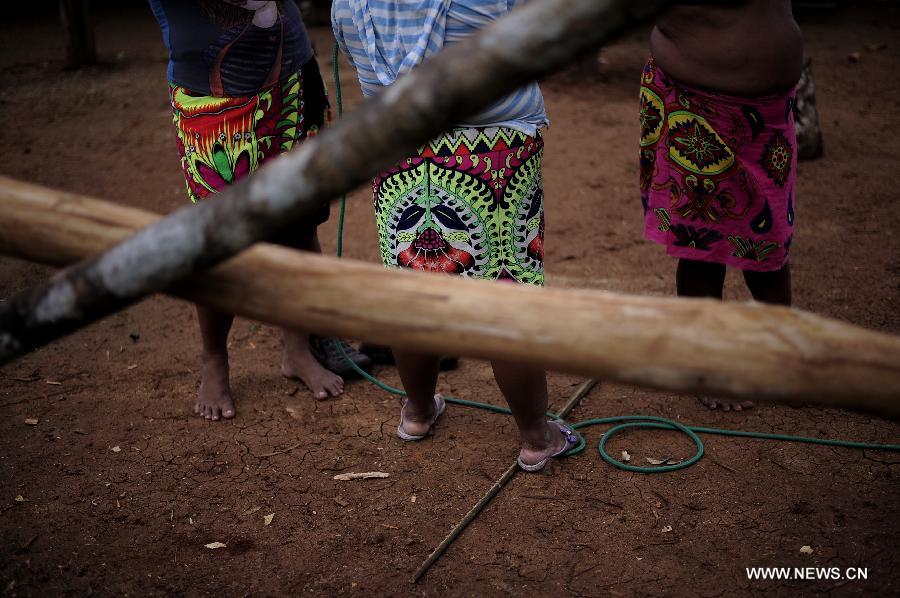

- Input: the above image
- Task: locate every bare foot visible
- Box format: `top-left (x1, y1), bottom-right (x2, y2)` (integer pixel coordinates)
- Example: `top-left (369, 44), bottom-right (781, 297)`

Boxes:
top-left (699, 396), bottom-right (754, 412)
top-left (518, 421), bottom-right (571, 469)
top-left (196, 354), bottom-right (236, 421)
top-left (282, 338), bottom-right (344, 400)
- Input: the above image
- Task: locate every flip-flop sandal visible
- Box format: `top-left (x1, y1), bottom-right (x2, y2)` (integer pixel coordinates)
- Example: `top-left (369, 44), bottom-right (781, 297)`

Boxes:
top-left (397, 394), bottom-right (447, 442)
top-left (517, 421), bottom-right (580, 473)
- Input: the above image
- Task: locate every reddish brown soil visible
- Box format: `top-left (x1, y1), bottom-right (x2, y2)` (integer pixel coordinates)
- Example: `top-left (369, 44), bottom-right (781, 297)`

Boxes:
top-left (1, 5), bottom-right (899, 597)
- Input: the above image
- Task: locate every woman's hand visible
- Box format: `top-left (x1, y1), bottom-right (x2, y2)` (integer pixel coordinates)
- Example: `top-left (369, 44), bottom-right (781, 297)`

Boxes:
top-left (221, 0), bottom-right (279, 28)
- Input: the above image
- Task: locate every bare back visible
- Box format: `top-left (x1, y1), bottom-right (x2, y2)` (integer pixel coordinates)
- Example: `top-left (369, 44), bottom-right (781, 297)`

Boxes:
top-left (651, 0), bottom-right (803, 96)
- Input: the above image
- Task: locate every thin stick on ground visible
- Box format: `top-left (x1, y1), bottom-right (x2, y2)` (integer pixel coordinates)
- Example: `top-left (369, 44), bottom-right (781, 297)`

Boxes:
top-left (256, 442), bottom-right (305, 459)
top-left (412, 379), bottom-right (597, 583)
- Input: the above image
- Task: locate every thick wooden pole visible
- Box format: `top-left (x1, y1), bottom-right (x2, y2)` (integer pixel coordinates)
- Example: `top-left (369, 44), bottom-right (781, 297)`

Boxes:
top-left (2, 177), bottom-right (899, 416)
top-left (59, 0), bottom-right (97, 68)
top-left (0, 0), bottom-right (671, 365)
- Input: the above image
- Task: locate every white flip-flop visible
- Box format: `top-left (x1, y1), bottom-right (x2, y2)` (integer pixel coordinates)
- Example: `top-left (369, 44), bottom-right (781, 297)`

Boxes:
top-left (397, 394), bottom-right (447, 441)
top-left (517, 421), bottom-right (579, 472)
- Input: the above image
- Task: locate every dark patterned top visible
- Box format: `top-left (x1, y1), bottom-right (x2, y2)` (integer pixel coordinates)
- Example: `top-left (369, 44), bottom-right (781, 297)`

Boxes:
top-left (149, 0), bottom-right (314, 97)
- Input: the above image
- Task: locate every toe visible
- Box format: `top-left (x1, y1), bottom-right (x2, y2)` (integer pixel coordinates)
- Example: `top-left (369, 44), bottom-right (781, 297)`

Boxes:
top-left (211, 406), bottom-right (221, 421)
top-left (741, 401), bottom-right (754, 410)
top-left (222, 406), bottom-right (236, 419)
top-left (315, 389), bottom-right (328, 401)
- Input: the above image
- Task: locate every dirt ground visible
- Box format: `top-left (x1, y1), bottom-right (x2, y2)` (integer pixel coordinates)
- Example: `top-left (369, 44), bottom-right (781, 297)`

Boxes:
top-left (1, 5), bottom-right (899, 597)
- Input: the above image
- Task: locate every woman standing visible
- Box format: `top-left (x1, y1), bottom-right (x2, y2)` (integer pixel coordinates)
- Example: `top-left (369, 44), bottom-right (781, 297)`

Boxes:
top-left (640, 0), bottom-right (803, 411)
top-left (333, 0), bottom-right (577, 471)
top-left (149, 0), bottom-right (369, 419)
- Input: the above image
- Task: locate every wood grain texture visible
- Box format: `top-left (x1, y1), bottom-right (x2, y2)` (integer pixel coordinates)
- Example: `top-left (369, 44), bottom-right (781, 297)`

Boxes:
top-left (2, 176), bottom-right (899, 416)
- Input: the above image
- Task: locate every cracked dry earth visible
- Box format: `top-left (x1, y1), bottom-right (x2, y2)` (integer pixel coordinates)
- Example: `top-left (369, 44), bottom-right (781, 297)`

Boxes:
top-left (1, 5), bottom-right (899, 597)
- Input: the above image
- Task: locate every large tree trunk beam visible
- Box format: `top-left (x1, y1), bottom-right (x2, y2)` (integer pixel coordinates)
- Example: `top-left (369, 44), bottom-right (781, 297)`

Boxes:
top-left (2, 177), bottom-right (899, 416)
top-left (0, 0), bottom-right (670, 365)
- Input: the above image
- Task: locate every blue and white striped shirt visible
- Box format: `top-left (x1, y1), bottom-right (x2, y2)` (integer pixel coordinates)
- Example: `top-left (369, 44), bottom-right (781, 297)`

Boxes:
top-left (332, 0), bottom-right (549, 135)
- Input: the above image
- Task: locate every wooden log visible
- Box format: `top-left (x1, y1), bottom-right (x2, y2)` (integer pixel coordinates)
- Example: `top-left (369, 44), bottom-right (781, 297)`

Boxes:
top-left (2, 176), bottom-right (899, 416)
top-left (0, 0), bottom-right (671, 365)
top-left (59, 0), bottom-right (97, 68)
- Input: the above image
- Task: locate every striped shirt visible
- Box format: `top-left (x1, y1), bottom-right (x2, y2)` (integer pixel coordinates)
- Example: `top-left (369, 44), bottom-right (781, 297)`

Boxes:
top-left (332, 0), bottom-right (548, 135)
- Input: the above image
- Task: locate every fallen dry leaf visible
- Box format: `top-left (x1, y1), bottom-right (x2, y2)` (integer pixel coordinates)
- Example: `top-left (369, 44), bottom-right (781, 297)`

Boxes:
top-left (127, 364), bottom-right (138, 370)
top-left (621, 450), bottom-right (631, 463)
top-left (263, 513), bottom-right (274, 526)
top-left (334, 497), bottom-right (350, 507)
top-left (14, 495), bottom-right (25, 503)
top-left (848, 51), bottom-right (862, 63)
top-left (241, 506), bottom-right (262, 517)
top-left (800, 545), bottom-right (814, 555)
top-left (665, 459), bottom-right (682, 466)
top-left (45, 380), bottom-right (62, 386)
top-left (333, 472), bottom-right (390, 481)
top-left (661, 525), bottom-right (673, 533)
top-left (645, 457), bottom-right (667, 466)
top-left (110, 446), bottom-right (121, 453)
top-left (204, 542), bottom-right (227, 550)
top-left (24, 418), bottom-right (38, 426)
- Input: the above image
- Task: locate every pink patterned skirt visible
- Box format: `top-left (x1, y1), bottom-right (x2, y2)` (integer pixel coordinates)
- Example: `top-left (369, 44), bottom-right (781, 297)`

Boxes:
top-left (640, 57), bottom-right (797, 272)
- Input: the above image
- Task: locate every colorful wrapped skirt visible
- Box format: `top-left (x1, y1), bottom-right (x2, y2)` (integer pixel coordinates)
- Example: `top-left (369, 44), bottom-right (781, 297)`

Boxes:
top-left (640, 57), bottom-right (797, 271)
top-left (373, 127), bottom-right (545, 285)
top-left (170, 57), bottom-right (331, 237)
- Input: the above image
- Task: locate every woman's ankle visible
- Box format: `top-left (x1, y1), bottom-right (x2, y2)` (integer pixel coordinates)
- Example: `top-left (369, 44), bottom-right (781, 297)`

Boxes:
top-left (519, 420), bottom-right (557, 452)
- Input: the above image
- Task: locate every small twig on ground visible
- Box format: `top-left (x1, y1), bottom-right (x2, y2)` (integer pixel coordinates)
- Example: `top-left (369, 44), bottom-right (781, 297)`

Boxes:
top-left (256, 442), bottom-right (305, 458)
top-left (709, 457), bottom-right (737, 473)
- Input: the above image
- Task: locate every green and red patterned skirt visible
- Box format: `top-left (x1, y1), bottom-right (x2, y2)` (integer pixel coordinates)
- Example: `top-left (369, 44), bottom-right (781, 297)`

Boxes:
top-left (170, 58), bottom-right (330, 233)
top-left (373, 127), bottom-right (545, 286)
